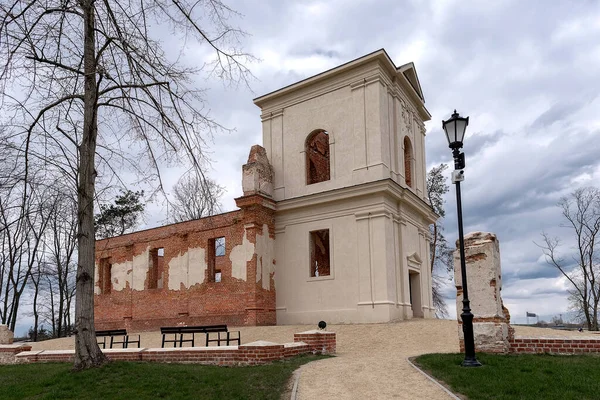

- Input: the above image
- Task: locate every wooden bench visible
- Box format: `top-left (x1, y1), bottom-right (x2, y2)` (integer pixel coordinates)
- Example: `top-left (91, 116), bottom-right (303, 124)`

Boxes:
top-left (160, 325), bottom-right (241, 348)
top-left (96, 329), bottom-right (141, 349)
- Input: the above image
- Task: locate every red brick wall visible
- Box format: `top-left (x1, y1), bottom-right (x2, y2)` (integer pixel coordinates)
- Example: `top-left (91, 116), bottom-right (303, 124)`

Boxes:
top-left (463, 336), bottom-right (600, 355)
top-left (95, 194), bottom-right (276, 331)
top-left (294, 331), bottom-right (336, 354)
top-left (510, 338), bottom-right (600, 354)
top-left (14, 331), bottom-right (336, 366)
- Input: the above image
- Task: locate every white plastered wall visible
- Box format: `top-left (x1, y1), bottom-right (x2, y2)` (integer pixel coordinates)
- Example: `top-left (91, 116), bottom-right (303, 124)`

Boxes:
top-left (255, 224), bottom-right (276, 290)
top-left (230, 228), bottom-right (253, 281)
top-left (167, 247), bottom-right (206, 290)
top-left (275, 213), bottom-right (361, 324)
top-left (259, 54), bottom-right (434, 324)
top-left (274, 188), bottom-right (434, 324)
top-left (260, 63), bottom-right (428, 204)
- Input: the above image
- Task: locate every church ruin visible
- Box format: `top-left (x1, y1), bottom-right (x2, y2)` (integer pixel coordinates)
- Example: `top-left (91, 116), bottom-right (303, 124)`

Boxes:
top-left (94, 49), bottom-right (437, 331)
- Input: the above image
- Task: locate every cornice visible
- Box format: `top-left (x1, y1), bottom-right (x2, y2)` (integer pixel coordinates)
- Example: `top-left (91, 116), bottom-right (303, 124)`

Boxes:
top-left (260, 109), bottom-right (284, 122)
top-left (275, 179), bottom-right (438, 225)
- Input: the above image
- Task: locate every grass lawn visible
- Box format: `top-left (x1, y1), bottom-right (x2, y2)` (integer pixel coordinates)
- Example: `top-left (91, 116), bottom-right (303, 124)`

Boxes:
top-left (0, 355), bottom-right (326, 399)
top-left (414, 353), bottom-right (600, 400)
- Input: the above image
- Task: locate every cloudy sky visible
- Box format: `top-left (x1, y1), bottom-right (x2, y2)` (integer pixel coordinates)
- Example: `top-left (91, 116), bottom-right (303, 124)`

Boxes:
top-left (138, 0), bottom-right (600, 324)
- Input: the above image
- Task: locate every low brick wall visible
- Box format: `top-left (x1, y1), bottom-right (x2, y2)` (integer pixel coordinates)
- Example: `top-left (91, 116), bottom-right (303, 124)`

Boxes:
top-left (510, 337), bottom-right (600, 355)
top-left (0, 345), bottom-right (32, 364)
top-left (13, 331), bottom-right (335, 366)
top-left (294, 330), bottom-right (336, 354)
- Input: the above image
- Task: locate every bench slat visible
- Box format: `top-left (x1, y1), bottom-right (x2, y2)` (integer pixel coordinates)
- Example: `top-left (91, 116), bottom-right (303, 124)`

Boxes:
top-left (97, 329), bottom-right (127, 337)
top-left (96, 329), bottom-right (140, 349)
top-left (160, 325), bottom-right (239, 348)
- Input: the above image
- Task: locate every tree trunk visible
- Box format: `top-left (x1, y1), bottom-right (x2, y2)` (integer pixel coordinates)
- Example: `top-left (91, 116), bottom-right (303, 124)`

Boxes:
top-left (593, 301), bottom-right (599, 331)
top-left (583, 299), bottom-right (592, 330)
top-left (57, 269), bottom-right (64, 337)
top-left (32, 276), bottom-right (39, 342)
top-left (73, 1), bottom-right (107, 370)
top-left (430, 223), bottom-right (438, 273)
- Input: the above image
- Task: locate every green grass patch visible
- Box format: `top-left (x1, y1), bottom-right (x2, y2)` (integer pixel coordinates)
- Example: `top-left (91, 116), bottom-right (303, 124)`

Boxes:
top-left (0, 355), bottom-right (327, 399)
top-left (414, 353), bottom-right (600, 400)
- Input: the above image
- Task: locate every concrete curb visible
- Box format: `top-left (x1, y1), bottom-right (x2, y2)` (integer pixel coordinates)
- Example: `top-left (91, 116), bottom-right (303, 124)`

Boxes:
top-left (406, 357), bottom-right (461, 400)
top-left (290, 366), bottom-right (302, 400)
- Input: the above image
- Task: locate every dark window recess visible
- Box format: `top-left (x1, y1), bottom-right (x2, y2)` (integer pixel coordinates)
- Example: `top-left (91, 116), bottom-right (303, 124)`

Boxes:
top-left (310, 229), bottom-right (330, 277)
top-left (99, 258), bottom-right (112, 294)
top-left (306, 130), bottom-right (330, 184)
top-left (148, 247), bottom-right (164, 289)
top-left (404, 136), bottom-right (413, 188)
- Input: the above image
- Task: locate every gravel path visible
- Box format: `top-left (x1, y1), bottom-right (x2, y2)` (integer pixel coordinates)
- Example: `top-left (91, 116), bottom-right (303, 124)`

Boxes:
top-left (29, 320), bottom-right (594, 400)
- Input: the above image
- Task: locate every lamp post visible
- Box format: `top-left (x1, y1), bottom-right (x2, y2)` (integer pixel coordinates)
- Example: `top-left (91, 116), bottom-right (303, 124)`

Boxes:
top-left (442, 110), bottom-right (481, 367)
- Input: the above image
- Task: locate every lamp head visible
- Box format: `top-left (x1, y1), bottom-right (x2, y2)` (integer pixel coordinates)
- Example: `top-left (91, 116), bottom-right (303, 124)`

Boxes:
top-left (442, 110), bottom-right (469, 150)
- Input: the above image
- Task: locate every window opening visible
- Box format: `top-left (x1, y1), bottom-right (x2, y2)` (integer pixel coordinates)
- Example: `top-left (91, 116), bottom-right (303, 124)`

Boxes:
top-left (148, 247), bottom-right (164, 289)
top-left (306, 130), bottom-right (330, 184)
top-left (208, 238), bottom-right (224, 282)
top-left (403, 136), bottom-right (413, 188)
top-left (215, 237), bottom-right (225, 257)
top-left (99, 258), bottom-right (112, 294)
top-left (310, 229), bottom-right (330, 277)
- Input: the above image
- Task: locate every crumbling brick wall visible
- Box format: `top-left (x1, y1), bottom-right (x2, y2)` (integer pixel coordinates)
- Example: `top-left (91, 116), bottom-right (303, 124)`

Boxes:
top-left (95, 145), bottom-right (277, 331)
top-left (95, 196), bottom-right (276, 331)
top-left (455, 232), bottom-right (513, 353)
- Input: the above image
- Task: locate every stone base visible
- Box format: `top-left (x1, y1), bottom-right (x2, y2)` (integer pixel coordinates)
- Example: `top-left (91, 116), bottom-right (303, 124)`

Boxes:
top-left (0, 325), bottom-right (13, 345)
top-left (0, 345), bottom-right (32, 364)
top-left (458, 322), bottom-right (511, 353)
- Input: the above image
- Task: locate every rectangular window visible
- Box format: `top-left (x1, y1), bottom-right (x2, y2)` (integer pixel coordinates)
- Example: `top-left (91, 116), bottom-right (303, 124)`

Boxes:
top-left (148, 247), bottom-right (164, 289)
top-left (99, 258), bottom-right (112, 294)
top-left (310, 229), bottom-right (330, 277)
top-left (207, 238), bottom-right (224, 282)
top-left (215, 237), bottom-right (225, 257)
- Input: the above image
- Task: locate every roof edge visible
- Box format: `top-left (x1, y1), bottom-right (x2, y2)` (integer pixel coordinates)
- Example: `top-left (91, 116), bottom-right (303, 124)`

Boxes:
top-left (254, 49), bottom-right (400, 106)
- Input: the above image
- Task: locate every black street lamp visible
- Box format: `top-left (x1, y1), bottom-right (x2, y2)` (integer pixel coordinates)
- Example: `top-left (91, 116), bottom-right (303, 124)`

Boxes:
top-left (442, 110), bottom-right (482, 367)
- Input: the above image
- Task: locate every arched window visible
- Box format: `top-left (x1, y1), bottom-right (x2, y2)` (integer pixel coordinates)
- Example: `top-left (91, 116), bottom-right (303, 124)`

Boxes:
top-left (403, 136), bottom-right (413, 188)
top-left (306, 129), bottom-right (330, 185)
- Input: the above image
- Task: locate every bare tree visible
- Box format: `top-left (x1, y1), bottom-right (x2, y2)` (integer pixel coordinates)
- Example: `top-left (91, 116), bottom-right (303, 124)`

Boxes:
top-left (47, 191), bottom-right (78, 338)
top-left (0, 0), bottom-right (252, 369)
top-left (34, 188), bottom-right (78, 338)
top-left (0, 171), bottom-right (52, 332)
top-left (171, 172), bottom-right (224, 222)
top-left (427, 163), bottom-right (454, 318)
top-left (538, 187), bottom-right (600, 331)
